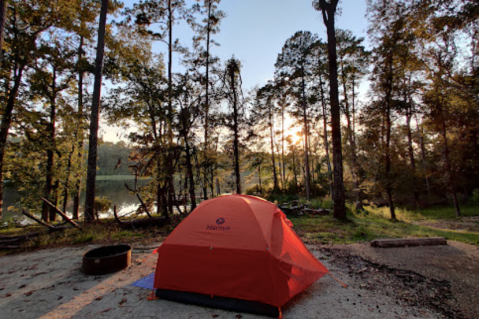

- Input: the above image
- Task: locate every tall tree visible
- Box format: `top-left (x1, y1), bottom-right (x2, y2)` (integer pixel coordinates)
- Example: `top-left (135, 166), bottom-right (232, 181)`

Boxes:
top-left (336, 29), bottom-right (369, 204)
top-left (84, 0), bottom-right (109, 222)
top-left (251, 82), bottom-right (279, 192)
top-left (313, 0), bottom-right (347, 220)
top-left (126, 0), bottom-right (192, 214)
top-left (275, 30), bottom-right (317, 201)
top-left (191, 0), bottom-right (224, 199)
top-left (0, 0), bottom-right (62, 220)
top-left (29, 40), bottom-right (77, 222)
top-left (222, 57), bottom-right (244, 194)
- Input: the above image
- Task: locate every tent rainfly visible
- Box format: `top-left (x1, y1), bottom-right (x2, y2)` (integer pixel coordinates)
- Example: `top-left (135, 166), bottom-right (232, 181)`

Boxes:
top-left (153, 194), bottom-right (330, 317)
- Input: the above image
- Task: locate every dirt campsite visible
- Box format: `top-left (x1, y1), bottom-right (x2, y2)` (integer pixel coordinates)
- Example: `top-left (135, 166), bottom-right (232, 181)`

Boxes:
top-left (0, 238), bottom-right (477, 319)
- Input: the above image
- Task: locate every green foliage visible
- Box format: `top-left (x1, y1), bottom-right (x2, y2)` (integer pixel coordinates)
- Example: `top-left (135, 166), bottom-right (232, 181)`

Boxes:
top-left (94, 196), bottom-right (112, 214)
top-left (468, 190), bottom-right (479, 206)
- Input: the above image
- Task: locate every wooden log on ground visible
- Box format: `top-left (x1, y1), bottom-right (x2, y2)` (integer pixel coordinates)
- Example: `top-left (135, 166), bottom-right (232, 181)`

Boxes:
top-left (22, 210), bottom-right (56, 230)
top-left (371, 237), bottom-right (447, 248)
top-left (0, 244), bottom-right (20, 249)
top-left (113, 205), bottom-right (167, 230)
top-left (40, 197), bottom-right (82, 230)
top-left (117, 216), bottom-right (167, 230)
top-left (0, 232), bottom-right (42, 241)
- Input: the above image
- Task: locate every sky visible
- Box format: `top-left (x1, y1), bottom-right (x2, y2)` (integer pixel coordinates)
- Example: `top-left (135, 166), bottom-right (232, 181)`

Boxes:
top-left (102, 0), bottom-right (370, 142)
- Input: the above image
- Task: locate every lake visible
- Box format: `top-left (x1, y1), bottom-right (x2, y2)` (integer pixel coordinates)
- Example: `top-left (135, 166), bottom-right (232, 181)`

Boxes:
top-left (1, 177), bottom-right (153, 223)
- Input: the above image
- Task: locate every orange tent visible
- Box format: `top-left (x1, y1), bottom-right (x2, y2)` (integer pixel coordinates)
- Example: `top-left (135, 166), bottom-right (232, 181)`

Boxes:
top-left (153, 194), bottom-right (329, 315)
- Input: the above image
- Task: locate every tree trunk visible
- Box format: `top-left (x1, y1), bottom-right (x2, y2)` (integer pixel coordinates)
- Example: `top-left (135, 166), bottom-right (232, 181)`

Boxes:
top-left (385, 108), bottom-right (396, 220)
top-left (42, 68), bottom-right (58, 222)
top-left (185, 140), bottom-right (196, 211)
top-left (0, 0), bottom-right (7, 63)
top-left (292, 149), bottom-right (298, 190)
top-left (321, 2), bottom-right (347, 220)
top-left (166, 0), bottom-right (174, 214)
top-left (319, 75), bottom-right (333, 196)
top-left (270, 106), bottom-right (278, 192)
top-left (281, 106), bottom-right (285, 190)
top-left (301, 75), bottom-right (311, 201)
top-left (340, 62), bottom-right (361, 204)
top-left (416, 116), bottom-right (431, 195)
top-left (84, 0), bottom-right (108, 222)
top-left (384, 53), bottom-right (396, 220)
top-left (0, 64), bottom-right (24, 221)
top-left (231, 70), bottom-right (241, 194)
top-left (442, 122), bottom-right (461, 217)
top-left (258, 164), bottom-right (262, 192)
top-left (406, 110), bottom-right (419, 206)
top-left (203, 1), bottom-right (212, 200)
top-left (72, 35), bottom-right (85, 220)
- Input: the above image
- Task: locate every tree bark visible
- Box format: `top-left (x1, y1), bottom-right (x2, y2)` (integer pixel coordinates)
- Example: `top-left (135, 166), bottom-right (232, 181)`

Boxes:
top-left (231, 69), bottom-right (241, 194)
top-left (42, 68), bottom-right (57, 222)
top-left (270, 104), bottom-right (278, 192)
top-left (301, 75), bottom-right (311, 201)
top-left (185, 139), bottom-right (196, 211)
top-left (384, 54), bottom-right (396, 220)
top-left (0, 0), bottom-right (6, 62)
top-left (340, 59), bottom-right (360, 203)
top-left (203, 0), bottom-right (212, 200)
top-left (166, 0), bottom-right (174, 214)
top-left (73, 35), bottom-right (85, 220)
top-left (320, 0), bottom-right (347, 220)
top-left (319, 75), bottom-right (333, 196)
top-left (84, 0), bottom-right (108, 222)
top-left (442, 121), bottom-right (461, 217)
top-left (406, 109), bottom-right (419, 206)
top-left (0, 64), bottom-right (25, 221)
top-left (281, 106), bottom-right (285, 190)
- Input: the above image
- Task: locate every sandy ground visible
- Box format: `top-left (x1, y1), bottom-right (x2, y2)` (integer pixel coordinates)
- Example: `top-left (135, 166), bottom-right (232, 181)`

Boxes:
top-left (0, 241), bottom-right (475, 319)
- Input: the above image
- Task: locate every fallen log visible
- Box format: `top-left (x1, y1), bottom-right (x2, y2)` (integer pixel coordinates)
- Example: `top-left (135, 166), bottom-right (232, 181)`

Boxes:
top-left (40, 197), bottom-right (82, 230)
top-left (304, 208), bottom-right (331, 216)
top-left (124, 183), bottom-right (152, 218)
top-left (113, 205), bottom-right (167, 230)
top-left (0, 244), bottom-right (20, 249)
top-left (22, 210), bottom-right (56, 230)
top-left (371, 237), bottom-right (447, 248)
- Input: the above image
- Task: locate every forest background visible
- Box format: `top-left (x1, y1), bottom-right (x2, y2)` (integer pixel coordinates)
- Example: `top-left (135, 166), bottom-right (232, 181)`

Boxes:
top-left (0, 0), bottom-right (478, 227)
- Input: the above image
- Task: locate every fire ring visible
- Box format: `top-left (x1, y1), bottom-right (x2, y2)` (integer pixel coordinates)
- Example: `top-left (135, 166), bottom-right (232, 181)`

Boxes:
top-left (82, 244), bottom-right (132, 275)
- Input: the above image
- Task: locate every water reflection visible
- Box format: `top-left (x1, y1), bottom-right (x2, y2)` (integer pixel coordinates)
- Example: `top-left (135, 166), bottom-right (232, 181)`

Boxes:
top-left (2, 178), bottom-right (152, 222)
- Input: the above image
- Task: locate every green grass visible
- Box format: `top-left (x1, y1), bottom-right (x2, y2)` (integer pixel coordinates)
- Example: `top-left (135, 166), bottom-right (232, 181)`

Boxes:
top-left (289, 207), bottom-right (479, 246)
top-left (365, 204), bottom-right (479, 221)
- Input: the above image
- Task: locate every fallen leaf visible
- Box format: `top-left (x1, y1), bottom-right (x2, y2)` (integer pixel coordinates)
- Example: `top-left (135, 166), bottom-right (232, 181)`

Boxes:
top-left (24, 290), bottom-right (35, 297)
top-left (100, 308), bottom-right (112, 313)
top-left (235, 315), bottom-right (242, 319)
top-left (119, 298), bottom-right (127, 305)
top-left (95, 296), bottom-right (103, 301)
top-left (212, 315), bottom-right (219, 318)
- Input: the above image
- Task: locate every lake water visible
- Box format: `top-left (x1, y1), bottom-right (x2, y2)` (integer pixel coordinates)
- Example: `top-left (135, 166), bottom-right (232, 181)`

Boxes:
top-left (1, 178), bottom-right (153, 223)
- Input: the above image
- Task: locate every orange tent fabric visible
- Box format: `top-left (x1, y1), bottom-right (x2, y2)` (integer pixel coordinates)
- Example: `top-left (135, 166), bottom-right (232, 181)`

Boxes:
top-left (153, 194), bottom-right (329, 308)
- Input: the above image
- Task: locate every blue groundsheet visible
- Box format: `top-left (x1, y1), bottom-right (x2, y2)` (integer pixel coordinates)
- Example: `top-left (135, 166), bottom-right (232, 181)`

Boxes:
top-left (132, 272), bottom-right (155, 290)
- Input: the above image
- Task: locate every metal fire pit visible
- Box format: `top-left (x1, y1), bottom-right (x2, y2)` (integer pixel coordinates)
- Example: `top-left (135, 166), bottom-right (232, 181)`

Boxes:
top-left (82, 244), bottom-right (132, 275)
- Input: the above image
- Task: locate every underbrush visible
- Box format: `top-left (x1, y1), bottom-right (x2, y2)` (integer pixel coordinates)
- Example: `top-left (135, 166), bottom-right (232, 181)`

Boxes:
top-left (289, 205), bottom-right (479, 246)
top-left (0, 215), bottom-right (183, 255)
